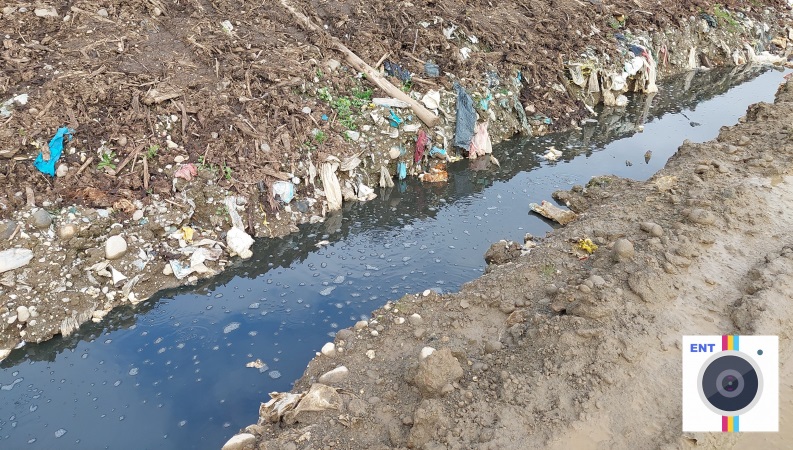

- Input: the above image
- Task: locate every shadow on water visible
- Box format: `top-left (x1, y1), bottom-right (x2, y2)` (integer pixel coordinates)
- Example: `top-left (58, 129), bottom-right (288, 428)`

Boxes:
top-left (0, 65), bottom-right (784, 449)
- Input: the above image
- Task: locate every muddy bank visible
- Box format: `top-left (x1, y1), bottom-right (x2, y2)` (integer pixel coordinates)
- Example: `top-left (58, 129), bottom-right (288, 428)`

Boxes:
top-left (224, 76), bottom-right (793, 449)
top-left (1, 1), bottom-right (792, 358)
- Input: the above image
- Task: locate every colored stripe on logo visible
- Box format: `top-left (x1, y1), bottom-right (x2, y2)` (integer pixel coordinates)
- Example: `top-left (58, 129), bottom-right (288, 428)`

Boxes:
top-left (722, 416), bottom-right (739, 432)
top-left (722, 335), bottom-right (739, 351)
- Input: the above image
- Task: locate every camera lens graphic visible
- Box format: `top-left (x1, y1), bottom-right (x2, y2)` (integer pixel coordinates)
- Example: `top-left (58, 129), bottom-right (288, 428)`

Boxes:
top-left (698, 352), bottom-right (762, 415)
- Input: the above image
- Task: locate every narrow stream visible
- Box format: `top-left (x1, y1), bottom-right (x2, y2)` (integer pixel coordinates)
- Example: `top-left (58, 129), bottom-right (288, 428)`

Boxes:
top-left (0, 66), bottom-right (786, 449)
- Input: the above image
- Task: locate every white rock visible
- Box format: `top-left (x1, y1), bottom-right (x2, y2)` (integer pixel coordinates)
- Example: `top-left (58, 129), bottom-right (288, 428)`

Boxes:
top-left (354, 320), bottom-right (368, 330)
top-left (302, 106), bottom-right (312, 114)
top-left (321, 342), bottom-right (336, 357)
top-left (366, 350), bottom-right (375, 359)
top-left (105, 235), bottom-right (128, 260)
top-left (34, 7), bottom-right (58, 18)
top-left (174, 155), bottom-right (185, 164)
top-left (16, 306), bottom-right (30, 323)
top-left (0, 248), bottom-right (33, 273)
top-left (56, 164), bottom-right (69, 177)
top-left (221, 433), bottom-right (256, 450)
top-left (422, 289), bottom-right (431, 297)
top-left (132, 210), bottom-right (144, 221)
top-left (420, 347), bottom-right (436, 360)
top-left (163, 263), bottom-right (173, 276)
top-left (318, 366), bottom-right (349, 384)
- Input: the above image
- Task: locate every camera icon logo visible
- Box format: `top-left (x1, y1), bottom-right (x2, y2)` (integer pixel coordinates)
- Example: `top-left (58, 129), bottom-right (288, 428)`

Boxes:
top-left (682, 335), bottom-right (778, 432)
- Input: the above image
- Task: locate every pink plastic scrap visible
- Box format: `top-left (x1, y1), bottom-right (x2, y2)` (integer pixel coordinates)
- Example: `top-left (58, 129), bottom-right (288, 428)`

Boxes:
top-left (415, 129), bottom-right (428, 164)
top-left (468, 121), bottom-right (492, 159)
top-left (174, 163), bottom-right (198, 181)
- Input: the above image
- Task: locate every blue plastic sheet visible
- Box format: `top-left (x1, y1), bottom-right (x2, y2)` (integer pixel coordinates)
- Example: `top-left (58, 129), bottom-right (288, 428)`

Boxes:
top-left (389, 109), bottom-right (403, 128)
top-left (429, 146), bottom-right (447, 159)
top-left (34, 127), bottom-right (72, 176)
top-left (453, 82), bottom-right (476, 150)
top-left (424, 60), bottom-right (440, 78)
top-left (397, 162), bottom-right (407, 180)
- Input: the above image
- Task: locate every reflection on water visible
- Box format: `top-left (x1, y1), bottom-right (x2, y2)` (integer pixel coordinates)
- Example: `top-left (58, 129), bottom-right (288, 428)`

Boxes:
top-left (0, 66), bottom-right (785, 449)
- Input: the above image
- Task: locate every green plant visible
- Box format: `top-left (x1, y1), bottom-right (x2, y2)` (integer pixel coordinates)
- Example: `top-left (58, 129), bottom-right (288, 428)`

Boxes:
top-left (350, 87), bottom-right (373, 109)
top-left (401, 80), bottom-right (413, 93)
top-left (316, 68), bottom-right (324, 79)
top-left (222, 165), bottom-right (232, 180)
top-left (317, 87), bottom-right (332, 102)
top-left (146, 144), bottom-right (159, 160)
top-left (540, 264), bottom-right (556, 278)
top-left (98, 151), bottom-right (117, 170)
top-left (314, 130), bottom-right (327, 144)
top-left (713, 4), bottom-right (738, 28)
top-left (331, 96), bottom-right (358, 130)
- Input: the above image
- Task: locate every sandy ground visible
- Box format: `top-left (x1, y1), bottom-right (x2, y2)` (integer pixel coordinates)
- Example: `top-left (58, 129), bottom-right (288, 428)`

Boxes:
top-left (224, 77), bottom-right (793, 449)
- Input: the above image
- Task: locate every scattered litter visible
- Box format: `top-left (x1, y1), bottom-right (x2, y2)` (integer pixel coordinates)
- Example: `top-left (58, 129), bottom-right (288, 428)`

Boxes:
top-left (221, 20), bottom-right (234, 34)
top-left (415, 130), bottom-right (429, 163)
top-left (0, 248), bottom-right (33, 274)
top-left (261, 384), bottom-right (340, 424)
top-left (0, 93), bottom-right (28, 118)
top-left (340, 155), bottom-right (362, 172)
top-left (644, 150), bottom-right (653, 163)
top-left (320, 159), bottom-right (343, 211)
top-left (542, 146), bottom-right (563, 161)
top-left (397, 162), bottom-right (407, 180)
top-left (383, 60), bottom-right (411, 82)
top-left (315, 240), bottom-right (330, 248)
top-left (380, 166), bottom-right (394, 188)
top-left (577, 238), bottom-right (598, 254)
top-left (34, 127), bottom-right (72, 176)
top-left (246, 359), bottom-right (267, 370)
top-left (403, 124), bottom-right (421, 133)
top-left (460, 47), bottom-right (472, 60)
top-left (373, 97), bottom-right (410, 109)
top-left (424, 60), bottom-right (440, 78)
top-left (273, 181), bottom-right (295, 203)
top-left (181, 226), bottom-right (194, 243)
top-left (419, 163), bottom-right (448, 183)
top-left (224, 196), bottom-right (254, 259)
top-left (429, 146), bottom-right (447, 160)
top-left (356, 182), bottom-right (376, 201)
top-left (453, 82), bottom-right (476, 150)
top-left (529, 200), bottom-right (577, 225)
top-left (490, 154), bottom-right (501, 168)
top-left (389, 109), bottom-right (403, 127)
top-left (468, 121), bottom-right (492, 159)
top-left (421, 90), bottom-right (441, 110)
top-left (169, 260), bottom-right (195, 280)
top-left (110, 266), bottom-right (127, 286)
top-left (174, 163), bottom-right (198, 181)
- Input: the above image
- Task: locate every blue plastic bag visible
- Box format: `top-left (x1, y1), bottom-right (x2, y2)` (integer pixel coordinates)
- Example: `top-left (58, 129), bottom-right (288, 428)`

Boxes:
top-left (397, 162), bottom-right (407, 180)
top-left (34, 127), bottom-right (72, 176)
top-left (389, 109), bottom-right (403, 128)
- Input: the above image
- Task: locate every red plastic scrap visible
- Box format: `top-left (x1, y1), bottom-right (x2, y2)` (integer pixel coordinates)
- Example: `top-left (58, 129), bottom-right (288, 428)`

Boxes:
top-left (414, 129), bottom-right (428, 164)
top-left (174, 163), bottom-right (198, 181)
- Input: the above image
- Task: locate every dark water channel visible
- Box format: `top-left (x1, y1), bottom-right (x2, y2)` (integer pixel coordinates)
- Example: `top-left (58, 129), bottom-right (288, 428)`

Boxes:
top-left (0, 66), bottom-right (787, 449)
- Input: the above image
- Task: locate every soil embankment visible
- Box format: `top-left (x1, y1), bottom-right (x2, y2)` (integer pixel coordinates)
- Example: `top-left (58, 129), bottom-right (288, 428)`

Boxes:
top-left (226, 78), bottom-right (793, 449)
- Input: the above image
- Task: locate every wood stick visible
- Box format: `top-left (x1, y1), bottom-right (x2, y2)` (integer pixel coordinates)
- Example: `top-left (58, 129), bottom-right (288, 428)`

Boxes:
top-left (375, 52), bottom-right (390, 69)
top-left (74, 156), bottom-right (94, 177)
top-left (279, 0), bottom-right (439, 128)
top-left (142, 156), bottom-right (149, 190)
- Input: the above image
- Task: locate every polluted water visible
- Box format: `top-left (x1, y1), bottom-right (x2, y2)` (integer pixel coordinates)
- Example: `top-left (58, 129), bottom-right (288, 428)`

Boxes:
top-left (0, 66), bottom-right (787, 449)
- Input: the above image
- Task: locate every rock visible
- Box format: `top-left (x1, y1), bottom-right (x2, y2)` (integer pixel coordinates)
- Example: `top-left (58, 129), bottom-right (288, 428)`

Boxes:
top-left (132, 210), bottom-right (144, 221)
top-left (301, 106), bottom-right (312, 114)
top-left (105, 235), bottom-right (128, 260)
top-left (420, 347), bottom-right (436, 360)
top-left (326, 59), bottom-right (341, 72)
top-left (347, 397), bottom-right (367, 416)
top-left (412, 348), bottom-right (464, 397)
top-left (97, 8), bottom-right (108, 17)
top-left (484, 240), bottom-right (522, 265)
top-left (56, 164), bottom-right (69, 177)
top-left (163, 263), bottom-right (173, 275)
top-left (688, 208), bottom-right (716, 225)
top-left (221, 433), bottom-right (256, 450)
top-left (484, 340), bottom-right (503, 354)
top-left (16, 306), bottom-right (30, 323)
top-left (345, 130), bottom-right (360, 141)
top-left (32, 208), bottom-right (52, 228)
top-left (354, 320), bottom-right (368, 330)
top-left (409, 313), bottom-right (423, 326)
top-left (0, 248), bottom-right (33, 273)
top-left (321, 342), bottom-right (336, 357)
top-left (460, 299), bottom-right (470, 309)
top-left (318, 366), bottom-right (349, 385)
top-left (590, 275), bottom-right (606, 287)
top-left (640, 222), bottom-right (664, 237)
top-left (34, 7), bottom-right (58, 18)
top-left (408, 399), bottom-right (450, 448)
top-left (58, 223), bottom-right (77, 240)
top-left (388, 147), bottom-right (402, 159)
top-left (613, 238), bottom-right (634, 261)
top-left (335, 329), bottom-right (353, 341)
top-left (0, 220), bottom-right (18, 240)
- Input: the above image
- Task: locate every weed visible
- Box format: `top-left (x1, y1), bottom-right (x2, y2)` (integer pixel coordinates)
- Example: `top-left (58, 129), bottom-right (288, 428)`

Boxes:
top-left (97, 151), bottom-right (117, 170)
top-left (316, 68), bottom-right (324, 79)
top-left (317, 87), bottom-right (332, 102)
top-left (401, 80), bottom-right (413, 93)
top-left (540, 264), bottom-right (556, 278)
top-left (332, 96), bottom-right (358, 130)
top-left (146, 144), bottom-right (159, 160)
top-left (314, 130), bottom-right (327, 144)
top-left (222, 165), bottom-right (232, 180)
top-left (713, 4), bottom-right (738, 28)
